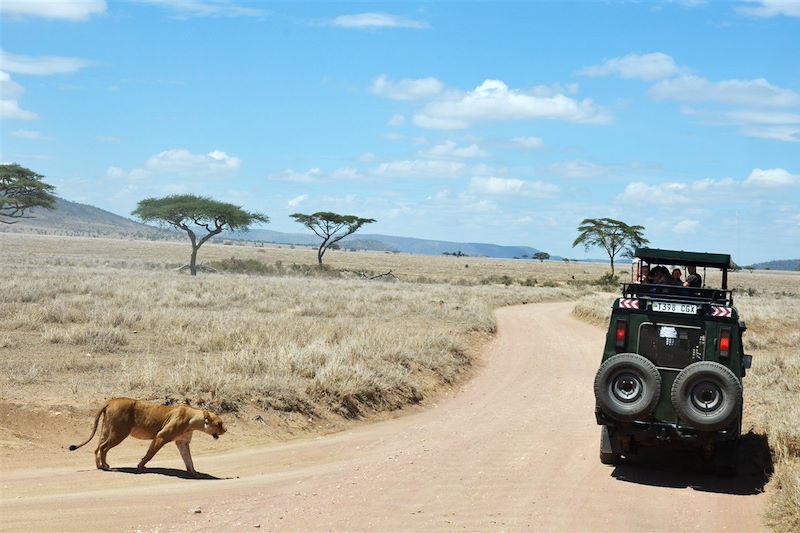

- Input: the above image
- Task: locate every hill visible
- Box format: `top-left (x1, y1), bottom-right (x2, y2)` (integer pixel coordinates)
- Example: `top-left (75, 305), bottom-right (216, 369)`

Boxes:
top-left (748, 259), bottom-right (800, 271)
top-left (0, 197), bottom-right (544, 259)
top-left (0, 197), bottom-right (174, 240)
top-left (227, 228), bottom-right (541, 258)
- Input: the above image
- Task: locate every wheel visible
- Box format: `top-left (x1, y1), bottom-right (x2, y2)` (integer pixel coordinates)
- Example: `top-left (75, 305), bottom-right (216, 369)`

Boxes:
top-left (600, 425), bottom-right (621, 465)
top-left (594, 353), bottom-right (661, 422)
top-left (671, 362), bottom-right (742, 431)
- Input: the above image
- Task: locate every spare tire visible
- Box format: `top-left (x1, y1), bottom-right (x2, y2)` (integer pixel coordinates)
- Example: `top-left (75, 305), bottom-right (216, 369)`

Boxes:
top-left (671, 362), bottom-right (742, 431)
top-left (594, 353), bottom-right (661, 421)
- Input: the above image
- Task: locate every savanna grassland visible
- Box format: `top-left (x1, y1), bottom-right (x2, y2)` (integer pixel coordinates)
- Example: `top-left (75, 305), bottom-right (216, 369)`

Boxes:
top-left (2, 232), bottom-right (797, 529)
top-left (0, 233), bottom-right (597, 428)
top-left (573, 269), bottom-right (800, 531)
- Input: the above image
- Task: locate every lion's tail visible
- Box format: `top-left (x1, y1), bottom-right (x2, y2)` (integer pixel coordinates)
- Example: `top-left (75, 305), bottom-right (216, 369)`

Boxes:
top-left (69, 401), bottom-right (109, 451)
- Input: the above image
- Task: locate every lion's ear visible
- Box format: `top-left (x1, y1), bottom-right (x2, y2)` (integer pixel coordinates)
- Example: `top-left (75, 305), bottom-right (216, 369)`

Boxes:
top-left (203, 410), bottom-right (210, 423)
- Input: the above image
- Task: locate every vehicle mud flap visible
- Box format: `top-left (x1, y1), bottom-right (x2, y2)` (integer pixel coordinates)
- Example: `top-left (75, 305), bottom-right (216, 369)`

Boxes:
top-left (594, 353), bottom-right (661, 422)
top-left (671, 361), bottom-right (742, 432)
top-left (600, 425), bottom-right (621, 465)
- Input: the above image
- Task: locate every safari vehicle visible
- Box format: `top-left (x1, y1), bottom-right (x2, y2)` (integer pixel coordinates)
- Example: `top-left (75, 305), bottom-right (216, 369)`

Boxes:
top-left (594, 248), bottom-right (752, 474)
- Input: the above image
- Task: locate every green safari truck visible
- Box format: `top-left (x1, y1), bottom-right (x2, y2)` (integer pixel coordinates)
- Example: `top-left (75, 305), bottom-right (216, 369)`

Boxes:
top-left (594, 248), bottom-right (752, 475)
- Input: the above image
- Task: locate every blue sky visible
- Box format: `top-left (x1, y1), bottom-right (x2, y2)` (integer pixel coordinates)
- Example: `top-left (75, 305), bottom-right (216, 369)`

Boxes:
top-left (1, 0), bottom-right (799, 264)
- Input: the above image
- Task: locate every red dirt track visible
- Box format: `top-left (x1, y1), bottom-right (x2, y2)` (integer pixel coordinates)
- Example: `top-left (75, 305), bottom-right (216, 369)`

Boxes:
top-left (0, 303), bottom-right (766, 532)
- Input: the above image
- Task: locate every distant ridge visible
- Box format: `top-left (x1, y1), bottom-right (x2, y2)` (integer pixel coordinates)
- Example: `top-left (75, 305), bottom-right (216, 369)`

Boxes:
top-left (0, 197), bottom-right (174, 240)
top-left (227, 228), bottom-right (542, 259)
top-left (748, 259), bottom-right (800, 271)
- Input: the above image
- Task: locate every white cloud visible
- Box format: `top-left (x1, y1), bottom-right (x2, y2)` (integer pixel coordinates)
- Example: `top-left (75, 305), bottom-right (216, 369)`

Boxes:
top-left (287, 194), bottom-right (309, 208)
top-left (412, 114), bottom-right (469, 130)
top-left (414, 79), bottom-right (610, 130)
top-left (673, 219), bottom-right (700, 234)
top-left (1, 99), bottom-right (37, 120)
top-left (470, 176), bottom-right (525, 195)
top-left (326, 12), bottom-right (429, 29)
top-left (372, 159), bottom-right (465, 179)
top-left (145, 149), bottom-right (241, 176)
top-left (387, 113), bottom-right (406, 126)
top-left (742, 125), bottom-right (800, 143)
top-left (358, 152), bottom-right (378, 162)
top-left (618, 182), bottom-right (692, 205)
top-left (0, 50), bottom-right (92, 75)
top-left (469, 176), bottom-right (559, 197)
top-left (547, 160), bottom-right (612, 179)
top-left (650, 75), bottom-right (800, 107)
top-left (512, 136), bottom-right (544, 150)
top-left (371, 75), bottom-right (444, 101)
top-left (738, 0), bottom-right (800, 18)
top-left (0, 0), bottom-right (106, 21)
top-left (578, 52), bottom-right (682, 81)
top-left (424, 140), bottom-right (489, 159)
top-left (744, 168), bottom-right (799, 187)
top-left (11, 129), bottom-right (49, 140)
top-left (135, 0), bottom-right (267, 18)
top-left (267, 168), bottom-right (322, 183)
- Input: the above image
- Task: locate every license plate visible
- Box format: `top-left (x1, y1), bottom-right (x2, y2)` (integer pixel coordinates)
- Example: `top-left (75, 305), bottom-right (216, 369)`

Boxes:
top-left (652, 301), bottom-right (697, 314)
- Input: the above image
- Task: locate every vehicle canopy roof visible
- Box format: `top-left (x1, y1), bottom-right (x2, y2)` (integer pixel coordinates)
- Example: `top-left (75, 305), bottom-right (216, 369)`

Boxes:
top-left (634, 247), bottom-right (734, 269)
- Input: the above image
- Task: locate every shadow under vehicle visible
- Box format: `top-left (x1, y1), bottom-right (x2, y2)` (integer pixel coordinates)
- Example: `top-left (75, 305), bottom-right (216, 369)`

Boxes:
top-left (594, 248), bottom-right (752, 475)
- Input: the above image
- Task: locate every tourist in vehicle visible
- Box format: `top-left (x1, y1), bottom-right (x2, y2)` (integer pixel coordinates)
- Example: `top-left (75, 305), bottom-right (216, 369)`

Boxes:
top-left (671, 268), bottom-right (683, 284)
top-left (684, 265), bottom-right (702, 287)
top-left (651, 265), bottom-right (671, 285)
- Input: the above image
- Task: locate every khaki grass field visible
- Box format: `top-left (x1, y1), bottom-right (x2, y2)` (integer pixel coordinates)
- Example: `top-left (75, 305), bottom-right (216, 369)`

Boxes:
top-left (1, 232), bottom-right (798, 530)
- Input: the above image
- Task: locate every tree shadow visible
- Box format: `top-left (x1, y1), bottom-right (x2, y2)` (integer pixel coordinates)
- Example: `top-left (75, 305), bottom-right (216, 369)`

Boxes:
top-left (609, 431), bottom-right (773, 496)
top-left (113, 467), bottom-right (227, 480)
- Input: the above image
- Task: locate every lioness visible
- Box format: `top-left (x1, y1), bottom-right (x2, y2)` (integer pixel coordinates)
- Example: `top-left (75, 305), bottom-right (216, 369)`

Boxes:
top-left (69, 397), bottom-right (226, 475)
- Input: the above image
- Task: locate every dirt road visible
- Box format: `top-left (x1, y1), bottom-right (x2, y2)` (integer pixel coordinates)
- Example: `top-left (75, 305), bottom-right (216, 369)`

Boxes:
top-left (1, 303), bottom-right (767, 532)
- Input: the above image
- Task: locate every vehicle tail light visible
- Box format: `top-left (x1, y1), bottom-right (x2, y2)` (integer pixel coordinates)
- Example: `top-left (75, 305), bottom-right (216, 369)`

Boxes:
top-left (719, 328), bottom-right (731, 358)
top-left (615, 320), bottom-right (627, 349)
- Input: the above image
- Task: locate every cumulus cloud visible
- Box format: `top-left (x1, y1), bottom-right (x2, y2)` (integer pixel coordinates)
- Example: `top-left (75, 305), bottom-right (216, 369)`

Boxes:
top-left (0, 71), bottom-right (36, 119)
top-left (578, 52), bottom-right (682, 81)
top-left (673, 219), bottom-right (700, 234)
top-left (650, 75), bottom-right (800, 108)
top-left (0, 50), bottom-right (92, 75)
top-left (512, 136), bottom-right (544, 150)
top-left (469, 176), bottom-right (559, 197)
top-left (0, 0), bottom-right (106, 21)
top-left (145, 149), bottom-right (241, 176)
top-left (738, 0), bottom-right (800, 18)
top-left (371, 75), bottom-right (444, 101)
top-left (744, 168), bottom-right (799, 187)
top-left (372, 159), bottom-right (465, 179)
top-left (470, 176), bottom-right (525, 195)
top-left (267, 168), bottom-right (322, 183)
top-left (618, 182), bottom-right (692, 205)
top-left (287, 194), bottom-right (309, 208)
top-left (424, 140), bottom-right (489, 159)
top-left (326, 12), bottom-right (429, 29)
top-left (135, 0), bottom-right (267, 18)
top-left (413, 79), bottom-right (610, 130)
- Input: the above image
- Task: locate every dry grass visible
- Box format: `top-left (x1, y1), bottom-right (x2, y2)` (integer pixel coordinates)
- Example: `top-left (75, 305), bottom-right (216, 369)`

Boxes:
top-left (0, 233), bottom-right (584, 420)
top-left (570, 275), bottom-right (800, 531)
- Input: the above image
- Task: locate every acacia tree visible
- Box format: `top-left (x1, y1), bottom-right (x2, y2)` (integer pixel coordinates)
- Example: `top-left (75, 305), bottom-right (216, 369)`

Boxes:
top-left (0, 163), bottom-right (56, 224)
top-left (572, 218), bottom-right (648, 277)
top-left (132, 194), bottom-right (268, 276)
top-left (290, 211), bottom-right (376, 265)
top-left (533, 251), bottom-right (550, 262)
